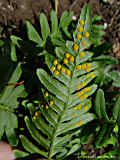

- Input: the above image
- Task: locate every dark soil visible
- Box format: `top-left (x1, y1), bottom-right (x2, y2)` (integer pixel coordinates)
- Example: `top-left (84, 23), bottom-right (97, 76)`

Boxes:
top-left (0, 0), bottom-right (120, 45)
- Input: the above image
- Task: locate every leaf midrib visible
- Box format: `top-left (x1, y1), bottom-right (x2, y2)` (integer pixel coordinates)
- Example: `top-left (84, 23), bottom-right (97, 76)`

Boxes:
top-left (48, 8), bottom-right (90, 158)
top-left (48, 63), bottom-right (76, 159)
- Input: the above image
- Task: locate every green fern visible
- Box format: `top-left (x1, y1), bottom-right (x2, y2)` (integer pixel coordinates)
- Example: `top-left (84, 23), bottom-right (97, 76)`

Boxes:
top-left (26, 10), bottom-right (73, 48)
top-left (0, 62), bottom-right (26, 145)
top-left (9, 5), bottom-right (104, 62)
top-left (80, 89), bottom-right (119, 148)
top-left (14, 4), bottom-right (101, 159)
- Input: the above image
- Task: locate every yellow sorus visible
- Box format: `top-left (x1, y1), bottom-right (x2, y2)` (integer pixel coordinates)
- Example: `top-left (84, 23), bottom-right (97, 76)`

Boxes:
top-left (53, 59), bottom-right (58, 65)
top-left (78, 120), bottom-right (83, 125)
top-left (66, 70), bottom-right (71, 75)
top-left (84, 32), bottom-right (90, 38)
top-left (45, 92), bottom-right (49, 97)
top-left (80, 96), bottom-right (84, 101)
top-left (87, 87), bottom-right (91, 91)
top-left (75, 120), bottom-right (83, 126)
top-left (77, 92), bottom-right (81, 97)
top-left (69, 56), bottom-right (75, 62)
top-left (54, 70), bottom-right (59, 76)
top-left (85, 87), bottom-right (91, 92)
top-left (76, 33), bottom-right (82, 39)
top-left (72, 113), bottom-right (77, 117)
top-left (77, 84), bottom-right (81, 89)
top-left (76, 65), bottom-right (81, 70)
top-left (75, 121), bottom-right (82, 126)
top-left (81, 81), bottom-right (86, 86)
top-left (65, 53), bottom-right (70, 58)
top-left (87, 63), bottom-right (91, 68)
top-left (84, 106), bottom-right (88, 111)
top-left (81, 64), bottom-right (87, 69)
top-left (50, 100), bottom-right (54, 105)
top-left (57, 64), bottom-right (62, 70)
top-left (84, 94), bottom-right (88, 98)
top-left (81, 40), bottom-right (86, 45)
top-left (73, 44), bottom-right (79, 51)
top-left (79, 51), bottom-right (85, 57)
top-left (75, 122), bottom-right (79, 127)
top-left (35, 112), bottom-right (38, 116)
top-left (61, 67), bottom-right (66, 73)
top-left (78, 104), bottom-right (82, 109)
top-left (77, 26), bottom-right (84, 32)
top-left (91, 72), bottom-right (95, 78)
top-left (89, 72), bottom-right (94, 77)
top-left (86, 73), bottom-right (91, 78)
top-left (86, 68), bottom-right (90, 72)
top-left (63, 58), bottom-right (68, 64)
top-left (51, 65), bottom-right (56, 71)
top-left (80, 19), bottom-right (85, 25)
top-left (33, 116), bottom-right (36, 120)
top-left (45, 105), bottom-right (49, 109)
top-left (80, 90), bottom-right (84, 95)
top-left (74, 106), bottom-right (78, 110)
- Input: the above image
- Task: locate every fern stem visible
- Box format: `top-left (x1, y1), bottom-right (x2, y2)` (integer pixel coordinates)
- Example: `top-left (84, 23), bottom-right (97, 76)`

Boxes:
top-left (48, 96), bottom-right (70, 159)
top-left (48, 62), bottom-right (76, 159)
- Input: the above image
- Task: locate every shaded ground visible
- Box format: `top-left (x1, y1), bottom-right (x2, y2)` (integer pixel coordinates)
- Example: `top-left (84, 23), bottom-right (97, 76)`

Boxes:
top-left (0, 0), bottom-right (120, 45)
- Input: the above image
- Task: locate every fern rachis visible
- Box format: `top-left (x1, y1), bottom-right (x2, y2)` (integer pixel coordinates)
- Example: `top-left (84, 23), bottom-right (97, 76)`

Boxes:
top-left (14, 4), bottom-right (102, 160)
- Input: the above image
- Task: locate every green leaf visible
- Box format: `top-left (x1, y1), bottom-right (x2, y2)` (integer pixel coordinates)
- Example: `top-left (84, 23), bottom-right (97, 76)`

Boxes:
top-left (25, 116), bottom-right (50, 150)
top-left (10, 35), bottom-right (22, 48)
top-left (14, 149), bottom-right (29, 158)
top-left (40, 13), bottom-right (50, 40)
top-left (95, 89), bottom-right (109, 120)
top-left (50, 10), bottom-right (58, 34)
top-left (95, 124), bottom-right (114, 148)
top-left (26, 21), bottom-right (43, 45)
top-left (0, 110), bottom-right (18, 145)
top-left (37, 69), bottom-right (68, 102)
top-left (113, 96), bottom-right (120, 120)
top-left (93, 55), bottom-right (118, 65)
top-left (10, 43), bottom-right (17, 62)
top-left (20, 135), bottom-right (47, 157)
top-left (59, 11), bottom-right (73, 38)
top-left (90, 24), bottom-right (105, 46)
top-left (0, 63), bottom-right (26, 145)
top-left (92, 15), bottom-right (102, 22)
top-left (67, 144), bottom-right (80, 156)
top-left (95, 123), bottom-right (108, 148)
top-left (15, 4), bottom-right (102, 159)
top-left (59, 11), bottom-right (73, 28)
top-left (106, 70), bottom-right (120, 87)
top-left (10, 35), bottom-right (22, 62)
top-left (96, 148), bottom-right (120, 159)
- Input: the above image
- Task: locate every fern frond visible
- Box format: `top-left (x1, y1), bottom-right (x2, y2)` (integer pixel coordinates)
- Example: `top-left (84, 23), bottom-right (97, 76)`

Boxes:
top-left (0, 63), bottom-right (26, 145)
top-left (15, 4), bottom-right (100, 159)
